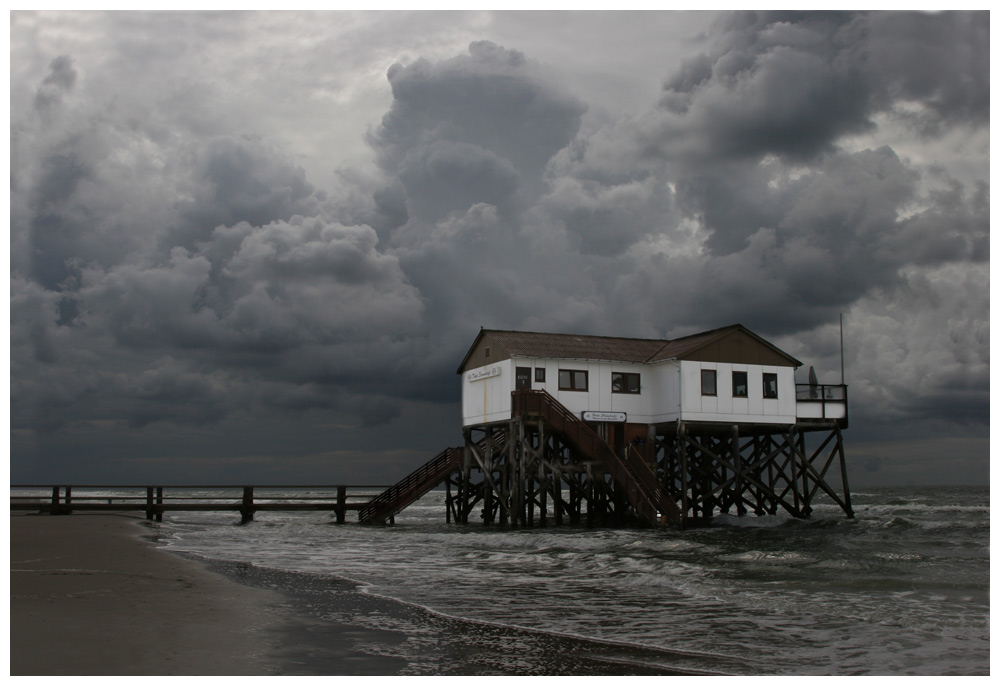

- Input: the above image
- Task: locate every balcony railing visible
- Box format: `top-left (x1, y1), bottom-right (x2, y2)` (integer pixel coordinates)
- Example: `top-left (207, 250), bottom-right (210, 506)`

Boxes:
top-left (795, 383), bottom-right (848, 424)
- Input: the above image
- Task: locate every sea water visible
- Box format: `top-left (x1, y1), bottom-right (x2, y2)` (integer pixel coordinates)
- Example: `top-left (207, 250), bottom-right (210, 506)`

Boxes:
top-left (20, 485), bottom-right (990, 674)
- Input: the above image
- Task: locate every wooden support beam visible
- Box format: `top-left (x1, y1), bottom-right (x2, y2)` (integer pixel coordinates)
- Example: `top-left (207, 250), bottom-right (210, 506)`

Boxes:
top-left (336, 485), bottom-right (346, 524)
top-left (240, 486), bottom-right (254, 524)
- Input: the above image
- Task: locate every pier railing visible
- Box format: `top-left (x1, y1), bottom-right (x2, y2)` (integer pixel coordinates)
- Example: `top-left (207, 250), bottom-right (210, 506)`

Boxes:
top-left (9, 485), bottom-right (388, 524)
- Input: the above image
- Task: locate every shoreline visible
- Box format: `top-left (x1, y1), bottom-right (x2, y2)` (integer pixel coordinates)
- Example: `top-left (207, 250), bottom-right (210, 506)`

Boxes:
top-left (194, 555), bottom-right (716, 676)
top-left (10, 512), bottom-right (705, 676)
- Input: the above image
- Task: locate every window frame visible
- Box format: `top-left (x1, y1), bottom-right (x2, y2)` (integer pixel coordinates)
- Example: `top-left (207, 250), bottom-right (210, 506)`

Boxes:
top-left (535, 368), bottom-right (546, 383)
top-left (701, 369), bottom-right (718, 397)
top-left (558, 369), bottom-right (589, 392)
top-left (611, 371), bottom-right (641, 394)
top-left (732, 371), bottom-right (748, 398)
top-left (762, 372), bottom-right (779, 399)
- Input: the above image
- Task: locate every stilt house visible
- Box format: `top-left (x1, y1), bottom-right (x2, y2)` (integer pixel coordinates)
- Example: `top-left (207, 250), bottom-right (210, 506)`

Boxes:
top-left (360, 324), bottom-right (852, 528)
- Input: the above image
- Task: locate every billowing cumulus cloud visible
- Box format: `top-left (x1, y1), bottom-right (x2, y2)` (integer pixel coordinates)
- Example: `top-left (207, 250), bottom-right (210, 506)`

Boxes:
top-left (9, 11), bottom-right (988, 485)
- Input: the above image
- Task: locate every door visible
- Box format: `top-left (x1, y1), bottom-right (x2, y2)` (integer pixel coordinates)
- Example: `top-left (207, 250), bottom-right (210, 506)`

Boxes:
top-left (515, 367), bottom-right (532, 390)
top-left (605, 423), bottom-right (625, 457)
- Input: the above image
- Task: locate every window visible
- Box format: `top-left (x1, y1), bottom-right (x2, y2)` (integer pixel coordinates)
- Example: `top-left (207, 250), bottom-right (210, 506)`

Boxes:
top-left (612, 372), bottom-right (641, 394)
top-left (484, 346), bottom-right (490, 359)
top-left (701, 369), bottom-right (717, 396)
top-left (732, 371), bottom-right (748, 398)
top-left (535, 368), bottom-right (546, 383)
top-left (558, 369), bottom-right (588, 391)
top-left (763, 373), bottom-right (778, 399)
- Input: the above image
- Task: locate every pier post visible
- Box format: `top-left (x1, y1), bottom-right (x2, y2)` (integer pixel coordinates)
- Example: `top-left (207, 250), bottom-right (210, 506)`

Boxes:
top-left (49, 486), bottom-right (61, 515)
top-left (733, 425), bottom-right (747, 517)
top-left (240, 486), bottom-right (254, 524)
top-left (837, 429), bottom-right (854, 518)
top-left (336, 486), bottom-right (347, 524)
top-left (678, 423), bottom-right (689, 527)
top-left (146, 487), bottom-right (155, 520)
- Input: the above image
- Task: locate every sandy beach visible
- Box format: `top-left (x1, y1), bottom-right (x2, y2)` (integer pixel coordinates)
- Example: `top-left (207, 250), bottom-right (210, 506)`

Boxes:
top-left (10, 513), bottom-right (287, 675)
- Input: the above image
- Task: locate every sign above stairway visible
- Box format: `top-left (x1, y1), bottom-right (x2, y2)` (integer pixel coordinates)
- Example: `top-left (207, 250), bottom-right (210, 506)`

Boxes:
top-left (581, 411), bottom-right (627, 423)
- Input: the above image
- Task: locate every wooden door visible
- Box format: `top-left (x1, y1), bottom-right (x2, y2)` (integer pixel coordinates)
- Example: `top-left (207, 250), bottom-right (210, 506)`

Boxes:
top-left (515, 367), bottom-right (532, 390)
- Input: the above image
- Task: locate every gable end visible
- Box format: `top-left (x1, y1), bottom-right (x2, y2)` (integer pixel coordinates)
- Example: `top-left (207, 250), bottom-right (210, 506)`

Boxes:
top-left (674, 327), bottom-right (801, 367)
top-left (457, 330), bottom-right (512, 374)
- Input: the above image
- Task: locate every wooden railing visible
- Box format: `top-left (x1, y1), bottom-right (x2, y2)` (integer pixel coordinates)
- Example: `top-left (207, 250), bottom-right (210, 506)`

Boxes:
top-left (511, 389), bottom-right (680, 526)
top-left (358, 447), bottom-right (464, 525)
top-left (10, 485), bottom-right (387, 524)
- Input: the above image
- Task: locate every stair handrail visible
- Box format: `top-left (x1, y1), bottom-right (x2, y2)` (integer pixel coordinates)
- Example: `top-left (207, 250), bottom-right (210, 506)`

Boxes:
top-left (358, 446), bottom-right (462, 523)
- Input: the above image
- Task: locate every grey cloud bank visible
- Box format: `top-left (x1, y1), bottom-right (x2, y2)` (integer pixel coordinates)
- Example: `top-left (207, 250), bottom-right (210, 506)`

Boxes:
top-left (9, 11), bottom-right (989, 486)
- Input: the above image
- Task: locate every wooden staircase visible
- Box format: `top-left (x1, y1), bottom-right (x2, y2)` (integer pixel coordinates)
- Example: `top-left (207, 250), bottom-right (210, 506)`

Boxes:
top-left (358, 446), bottom-right (463, 525)
top-left (512, 389), bottom-right (681, 527)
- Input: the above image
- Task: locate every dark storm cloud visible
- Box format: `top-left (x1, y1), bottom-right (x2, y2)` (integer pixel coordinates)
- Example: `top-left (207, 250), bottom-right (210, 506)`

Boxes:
top-left (862, 11), bottom-right (989, 128)
top-left (9, 12), bottom-right (989, 485)
top-left (369, 40), bottom-right (586, 237)
top-left (11, 50), bottom-right (424, 434)
top-left (171, 136), bottom-right (321, 250)
top-left (654, 11), bottom-right (988, 164)
top-left (33, 54), bottom-right (77, 114)
top-left (396, 140), bottom-right (520, 222)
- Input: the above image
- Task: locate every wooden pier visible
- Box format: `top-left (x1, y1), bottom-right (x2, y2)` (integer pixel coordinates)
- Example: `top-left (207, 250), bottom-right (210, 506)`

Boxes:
top-left (9, 485), bottom-right (388, 524)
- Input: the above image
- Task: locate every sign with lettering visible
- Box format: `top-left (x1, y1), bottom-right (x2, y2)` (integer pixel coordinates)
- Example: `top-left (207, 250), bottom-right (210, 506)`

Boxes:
top-left (467, 366), bottom-right (501, 382)
top-left (582, 411), bottom-right (627, 423)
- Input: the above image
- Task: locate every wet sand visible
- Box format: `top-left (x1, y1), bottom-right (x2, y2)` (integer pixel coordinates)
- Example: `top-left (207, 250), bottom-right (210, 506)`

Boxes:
top-left (10, 513), bottom-right (288, 675)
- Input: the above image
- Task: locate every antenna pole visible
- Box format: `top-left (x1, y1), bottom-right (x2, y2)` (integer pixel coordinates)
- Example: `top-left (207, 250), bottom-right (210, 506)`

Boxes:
top-left (839, 313), bottom-right (845, 385)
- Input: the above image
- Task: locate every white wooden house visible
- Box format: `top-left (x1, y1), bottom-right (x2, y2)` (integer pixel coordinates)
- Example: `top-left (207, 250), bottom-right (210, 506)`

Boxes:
top-left (457, 324), bottom-right (846, 442)
top-left (361, 324), bottom-right (854, 527)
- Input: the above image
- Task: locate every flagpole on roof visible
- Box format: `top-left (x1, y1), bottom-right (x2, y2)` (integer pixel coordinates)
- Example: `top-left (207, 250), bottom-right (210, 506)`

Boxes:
top-left (840, 313), bottom-right (845, 385)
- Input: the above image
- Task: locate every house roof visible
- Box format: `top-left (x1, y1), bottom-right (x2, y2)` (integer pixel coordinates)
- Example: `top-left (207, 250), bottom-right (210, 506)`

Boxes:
top-left (457, 324), bottom-right (803, 372)
top-left (485, 330), bottom-right (668, 363)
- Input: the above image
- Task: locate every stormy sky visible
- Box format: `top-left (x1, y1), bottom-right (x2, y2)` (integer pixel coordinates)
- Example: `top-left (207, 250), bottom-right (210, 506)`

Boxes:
top-left (9, 11), bottom-right (989, 487)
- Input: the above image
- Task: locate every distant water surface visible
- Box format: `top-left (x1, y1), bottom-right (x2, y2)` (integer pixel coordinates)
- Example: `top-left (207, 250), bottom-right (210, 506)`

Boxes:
top-left (18, 485), bottom-right (988, 674)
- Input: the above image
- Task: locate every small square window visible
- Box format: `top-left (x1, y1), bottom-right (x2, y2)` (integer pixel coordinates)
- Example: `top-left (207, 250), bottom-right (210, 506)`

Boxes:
top-left (732, 371), bottom-right (748, 398)
top-left (763, 373), bottom-right (778, 399)
top-left (484, 346), bottom-right (490, 359)
top-left (612, 372), bottom-right (641, 394)
top-left (559, 369), bottom-right (588, 391)
top-left (535, 368), bottom-right (546, 383)
top-left (701, 369), bottom-right (717, 396)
